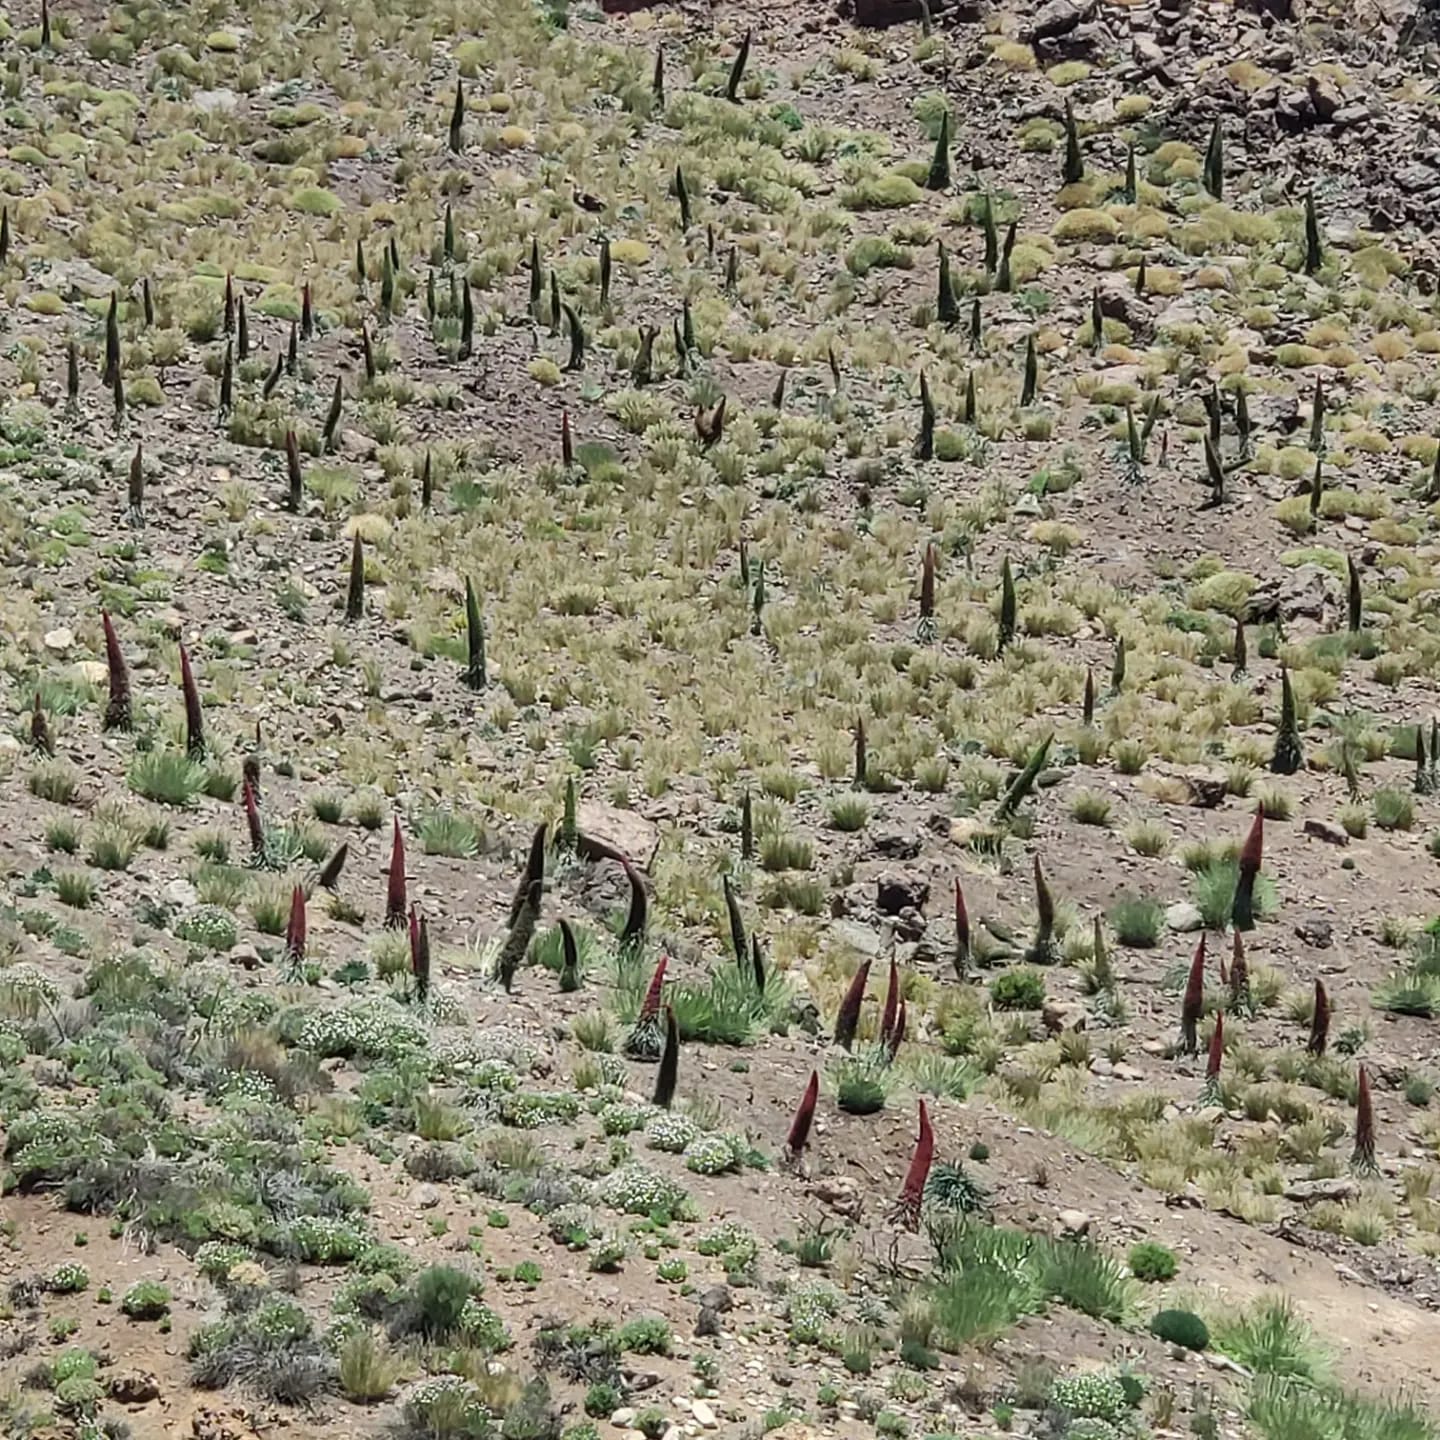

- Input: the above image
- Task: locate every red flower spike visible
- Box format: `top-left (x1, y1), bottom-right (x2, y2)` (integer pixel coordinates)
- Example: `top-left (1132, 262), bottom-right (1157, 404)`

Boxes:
top-left (1308, 979), bottom-right (1331, 1057)
top-left (101, 610), bottom-right (132, 732)
top-left (887, 998), bottom-right (907, 1062)
top-left (639, 953), bottom-right (668, 1020)
top-left (954, 876), bottom-right (970, 979)
top-left (1229, 930), bottom-right (1250, 1010)
top-left (1351, 1064), bottom-right (1376, 1173)
top-left (1232, 806), bottom-right (1264, 932)
top-left (179, 642), bottom-right (204, 758)
top-left (880, 958), bottom-right (899, 1047)
top-left (1206, 1011), bottom-right (1224, 1082)
top-left (833, 959), bottom-right (871, 1051)
top-left (242, 776), bottom-right (264, 856)
top-left (1180, 933), bottom-right (1206, 1056)
top-left (893, 1099), bottom-right (934, 1229)
top-left (385, 816), bottom-right (406, 929)
top-left (284, 885), bottom-right (306, 964)
top-left (785, 1070), bottom-right (820, 1159)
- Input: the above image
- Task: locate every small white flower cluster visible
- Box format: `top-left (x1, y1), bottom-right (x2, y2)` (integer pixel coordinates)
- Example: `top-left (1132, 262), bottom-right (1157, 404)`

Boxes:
top-left (498, 1089), bottom-right (580, 1129)
top-left (220, 1070), bottom-right (276, 1104)
top-left (599, 1101), bottom-right (653, 1136)
top-left (195, 1241), bottom-right (254, 1281)
top-left (599, 1163), bottom-right (691, 1217)
top-left (464, 1023), bottom-right (539, 1072)
top-left (297, 998), bottom-right (427, 1059)
top-left (1065, 1421), bottom-right (1123, 1440)
top-left (1052, 1372), bottom-right (1130, 1424)
top-left (644, 1112), bottom-right (698, 1152)
top-left (252, 1298), bottom-right (310, 1342)
top-left (684, 1133), bottom-right (740, 1176)
top-left (174, 904), bottom-right (238, 951)
top-left (696, 1220), bottom-right (752, 1258)
top-left (46, 1262), bottom-right (89, 1293)
top-left (785, 1284), bottom-right (840, 1345)
top-left (432, 1038), bottom-right (519, 1091)
top-left (0, 963), bottom-right (59, 1002)
top-left (284, 1214), bottom-right (369, 1263)
top-left (459, 1296), bottom-right (511, 1351)
top-left (404, 1375), bottom-right (486, 1424)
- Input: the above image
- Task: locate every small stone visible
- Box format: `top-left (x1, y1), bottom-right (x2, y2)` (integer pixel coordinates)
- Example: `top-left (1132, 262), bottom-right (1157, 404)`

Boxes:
top-left (44, 627), bottom-right (74, 654)
top-left (1043, 999), bottom-right (1087, 1034)
top-left (697, 1285), bottom-right (732, 1313)
top-left (408, 1183), bottom-right (442, 1210)
top-left (872, 828), bottom-right (921, 860)
top-left (74, 660), bottom-right (109, 686)
top-left (1295, 915), bottom-right (1334, 949)
top-left (828, 919), bottom-right (883, 957)
top-left (1166, 902), bottom-right (1204, 933)
top-left (107, 1368), bottom-right (161, 1404)
top-left (691, 1400), bottom-right (718, 1429)
top-left (876, 872), bottom-right (929, 915)
top-left (1285, 1177), bottom-right (1358, 1203)
top-left (163, 878), bottom-right (199, 909)
top-left (610, 1409), bottom-right (636, 1428)
top-left (1054, 1208), bottom-right (1092, 1238)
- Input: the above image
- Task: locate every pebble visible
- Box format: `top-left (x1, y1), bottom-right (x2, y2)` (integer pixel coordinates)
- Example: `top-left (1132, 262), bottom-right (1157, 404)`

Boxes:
top-left (691, 1400), bottom-right (718, 1429)
top-left (610, 1408), bottom-right (636, 1428)
top-left (44, 627), bottom-right (74, 654)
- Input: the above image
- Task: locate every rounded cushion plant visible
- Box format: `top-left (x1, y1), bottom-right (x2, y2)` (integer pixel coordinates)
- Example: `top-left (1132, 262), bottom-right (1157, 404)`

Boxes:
top-left (1149, 1308), bottom-right (1210, 1351)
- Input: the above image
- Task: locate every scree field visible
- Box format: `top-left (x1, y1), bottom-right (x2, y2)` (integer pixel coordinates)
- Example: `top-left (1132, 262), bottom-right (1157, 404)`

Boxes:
top-left (1, 1), bottom-right (1439, 1438)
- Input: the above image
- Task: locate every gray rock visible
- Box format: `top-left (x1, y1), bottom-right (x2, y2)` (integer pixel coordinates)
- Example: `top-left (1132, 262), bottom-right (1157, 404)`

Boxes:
top-left (1022, 0), bottom-right (1095, 42)
top-left (829, 919), bottom-right (883, 957)
top-left (697, 1285), bottom-right (732, 1313)
top-left (1285, 1177), bottom-right (1358, 1203)
top-left (872, 829), bottom-right (921, 861)
top-left (1043, 999), bottom-right (1087, 1034)
top-left (1166, 902), bottom-right (1204, 933)
top-left (1295, 915), bottom-right (1334, 949)
top-left (877, 872), bottom-right (929, 915)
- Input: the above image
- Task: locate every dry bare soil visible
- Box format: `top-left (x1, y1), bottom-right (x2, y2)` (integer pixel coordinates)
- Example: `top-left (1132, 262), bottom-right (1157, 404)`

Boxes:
top-left (2, 0), bottom-right (1440, 1438)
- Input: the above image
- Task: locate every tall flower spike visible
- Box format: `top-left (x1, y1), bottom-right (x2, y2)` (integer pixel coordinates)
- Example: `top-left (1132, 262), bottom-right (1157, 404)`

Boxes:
top-left (1180, 933), bottom-right (1206, 1056)
top-left (833, 960), bottom-right (871, 1051)
top-left (1351, 1065), bottom-right (1376, 1174)
top-left (880, 958), bottom-right (900, 1048)
top-left (639, 954), bottom-right (668, 1020)
top-left (1203, 1011), bottom-right (1224, 1102)
top-left (785, 1070), bottom-right (820, 1161)
top-left (653, 1006), bottom-right (680, 1108)
top-left (954, 877), bottom-right (970, 981)
top-left (1232, 806), bottom-right (1264, 932)
top-left (620, 858), bottom-right (648, 951)
top-left (1229, 931), bottom-right (1250, 1013)
top-left (242, 776), bottom-right (264, 857)
top-left (30, 694), bottom-right (52, 758)
top-left (893, 1100), bottom-right (935, 1230)
top-left (385, 816), bottom-right (407, 929)
top-left (723, 873), bottom-right (748, 970)
top-left (101, 611), bottom-right (132, 732)
top-left (180, 643), bottom-right (204, 758)
top-left (1307, 979), bottom-right (1330, 1057)
top-left (284, 885), bottom-right (307, 968)
top-left (558, 918), bottom-right (580, 993)
top-left (886, 998), bottom-right (907, 1063)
